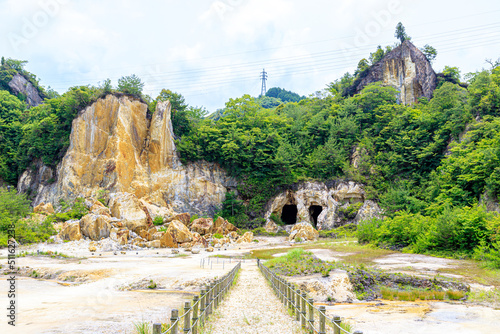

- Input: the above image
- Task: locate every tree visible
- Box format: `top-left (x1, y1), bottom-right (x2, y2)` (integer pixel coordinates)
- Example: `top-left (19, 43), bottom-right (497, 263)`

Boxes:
top-left (369, 45), bottom-right (385, 65)
top-left (355, 58), bottom-right (370, 77)
top-left (421, 44), bottom-right (437, 64)
top-left (117, 74), bottom-right (144, 96)
top-left (442, 66), bottom-right (461, 82)
top-left (395, 22), bottom-right (410, 43)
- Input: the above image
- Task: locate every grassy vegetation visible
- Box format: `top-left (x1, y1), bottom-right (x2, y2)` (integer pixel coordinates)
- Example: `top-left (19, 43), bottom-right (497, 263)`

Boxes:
top-left (380, 286), bottom-right (465, 301)
top-left (265, 248), bottom-right (334, 277)
top-left (467, 288), bottom-right (500, 306)
top-left (133, 321), bottom-right (151, 334)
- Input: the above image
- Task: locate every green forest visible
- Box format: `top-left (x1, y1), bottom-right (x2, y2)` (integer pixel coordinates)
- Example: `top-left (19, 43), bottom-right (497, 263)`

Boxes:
top-left (1, 43), bottom-right (500, 267)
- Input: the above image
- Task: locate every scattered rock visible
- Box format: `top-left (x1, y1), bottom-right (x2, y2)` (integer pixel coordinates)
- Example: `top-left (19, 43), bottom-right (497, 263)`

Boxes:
top-left (191, 218), bottom-right (213, 235)
top-left (236, 231), bottom-right (253, 244)
top-left (173, 213), bottom-right (191, 226)
top-left (206, 247), bottom-right (214, 252)
top-left (59, 221), bottom-right (82, 241)
top-left (289, 222), bottom-right (319, 242)
top-left (166, 220), bottom-right (193, 243)
top-left (191, 248), bottom-right (200, 254)
top-left (80, 214), bottom-right (113, 241)
top-left (108, 192), bottom-right (150, 233)
top-left (33, 202), bottom-right (55, 215)
top-left (89, 242), bottom-right (97, 252)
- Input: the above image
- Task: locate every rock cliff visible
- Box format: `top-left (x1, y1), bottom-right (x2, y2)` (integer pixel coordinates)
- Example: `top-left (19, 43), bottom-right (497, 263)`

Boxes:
top-left (264, 181), bottom-right (382, 231)
top-left (8, 73), bottom-right (44, 107)
top-left (352, 41), bottom-right (437, 104)
top-left (19, 94), bottom-right (236, 215)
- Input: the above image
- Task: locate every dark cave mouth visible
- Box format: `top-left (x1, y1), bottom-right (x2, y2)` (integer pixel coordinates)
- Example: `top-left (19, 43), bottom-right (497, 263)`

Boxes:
top-left (309, 205), bottom-right (323, 228)
top-left (281, 204), bottom-right (297, 225)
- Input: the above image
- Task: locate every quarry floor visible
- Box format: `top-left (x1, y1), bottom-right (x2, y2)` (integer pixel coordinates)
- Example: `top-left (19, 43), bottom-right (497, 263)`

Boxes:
top-left (0, 237), bottom-right (498, 334)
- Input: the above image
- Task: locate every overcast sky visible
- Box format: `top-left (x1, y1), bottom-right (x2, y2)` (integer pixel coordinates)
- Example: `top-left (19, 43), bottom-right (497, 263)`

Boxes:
top-left (1, 0), bottom-right (500, 111)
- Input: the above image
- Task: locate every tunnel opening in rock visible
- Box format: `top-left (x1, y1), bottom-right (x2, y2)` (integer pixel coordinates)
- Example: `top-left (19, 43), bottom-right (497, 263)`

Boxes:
top-left (309, 205), bottom-right (323, 228)
top-left (281, 204), bottom-right (297, 225)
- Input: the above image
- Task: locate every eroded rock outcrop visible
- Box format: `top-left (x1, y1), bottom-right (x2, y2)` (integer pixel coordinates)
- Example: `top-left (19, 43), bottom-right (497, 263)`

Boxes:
top-left (8, 73), bottom-right (44, 107)
top-left (264, 181), bottom-right (382, 231)
top-left (20, 94), bottom-right (236, 215)
top-left (352, 41), bottom-right (437, 105)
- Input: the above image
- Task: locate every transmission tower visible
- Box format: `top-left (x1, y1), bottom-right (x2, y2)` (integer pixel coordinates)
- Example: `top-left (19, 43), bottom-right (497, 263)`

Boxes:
top-left (260, 68), bottom-right (268, 97)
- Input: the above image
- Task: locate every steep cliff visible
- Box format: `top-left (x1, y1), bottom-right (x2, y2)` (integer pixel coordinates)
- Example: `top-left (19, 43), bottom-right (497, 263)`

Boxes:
top-left (8, 73), bottom-right (44, 107)
top-left (19, 94), bottom-right (236, 215)
top-left (352, 41), bottom-right (437, 104)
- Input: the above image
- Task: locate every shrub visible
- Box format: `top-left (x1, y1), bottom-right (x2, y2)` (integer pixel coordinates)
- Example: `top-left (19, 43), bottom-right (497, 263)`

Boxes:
top-left (153, 216), bottom-right (164, 226)
top-left (270, 212), bottom-right (284, 226)
top-left (213, 233), bottom-right (223, 239)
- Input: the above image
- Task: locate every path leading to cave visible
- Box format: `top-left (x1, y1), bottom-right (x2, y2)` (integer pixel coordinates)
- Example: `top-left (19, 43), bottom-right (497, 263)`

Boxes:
top-left (208, 261), bottom-right (302, 334)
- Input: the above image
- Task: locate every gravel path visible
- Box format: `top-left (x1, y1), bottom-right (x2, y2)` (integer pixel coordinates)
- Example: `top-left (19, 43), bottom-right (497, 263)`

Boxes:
top-left (207, 261), bottom-right (302, 334)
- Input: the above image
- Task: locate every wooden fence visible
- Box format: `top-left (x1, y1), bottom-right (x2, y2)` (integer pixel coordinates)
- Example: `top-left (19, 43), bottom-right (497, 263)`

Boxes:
top-left (258, 259), bottom-right (363, 334)
top-left (152, 261), bottom-right (241, 334)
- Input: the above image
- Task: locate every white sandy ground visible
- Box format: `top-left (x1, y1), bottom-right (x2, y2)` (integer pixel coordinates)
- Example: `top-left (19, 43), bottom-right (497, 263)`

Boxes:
top-left (0, 238), bottom-right (284, 334)
top-left (208, 262), bottom-right (302, 334)
top-left (0, 238), bottom-right (499, 333)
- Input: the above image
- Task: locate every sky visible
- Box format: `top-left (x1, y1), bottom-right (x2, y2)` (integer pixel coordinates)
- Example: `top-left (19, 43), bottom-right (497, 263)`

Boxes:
top-left (1, 0), bottom-right (500, 112)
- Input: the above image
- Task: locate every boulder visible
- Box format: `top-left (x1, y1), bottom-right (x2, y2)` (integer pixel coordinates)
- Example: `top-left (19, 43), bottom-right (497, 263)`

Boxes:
top-left (140, 199), bottom-right (173, 222)
top-left (192, 232), bottom-right (209, 248)
top-left (212, 217), bottom-right (238, 235)
top-left (227, 231), bottom-right (239, 240)
top-left (109, 192), bottom-right (150, 233)
top-left (191, 218), bottom-right (213, 235)
top-left (167, 220), bottom-right (193, 243)
top-left (33, 202), bottom-right (54, 215)
top-left (236, 231), bottom-right (253, 244)
top-left (264, 220), bottom-right (279, 233)
top-left (206, 247), bottom-right (214, 252)
top-left (131, 237), bottom-right (147, 247)
top-left (173, 213), bottom-right (191, 226)
top-left (80, 214), bottom-right (113, 241)
top-left (110, 228), bottom-right (130, 243)
top-left (89, 201), bottom-right (111, 216)
top-left (59, 221), bottom-right (82, 241)
top-left (146, 240), bottom-right (161, 248)
top-left (160, 232), bottom-right (177, 248)
top-left (191, 248), bottom-right (200, 254)
top-left (151, 232), bottom-right (165, 241)
top-left (89, 242), bottom-right (97, 252)
top-left (288, 222), bottom-right (319, 242)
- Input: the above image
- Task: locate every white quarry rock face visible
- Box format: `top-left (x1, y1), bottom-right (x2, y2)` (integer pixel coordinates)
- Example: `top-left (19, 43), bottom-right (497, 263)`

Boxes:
top-left (264, 181), bottom-right (382, 231)
top-left (18, 95), bottom-right (236, 215)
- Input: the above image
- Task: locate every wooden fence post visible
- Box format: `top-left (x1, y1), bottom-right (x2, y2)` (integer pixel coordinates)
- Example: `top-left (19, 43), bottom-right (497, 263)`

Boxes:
top-left (295, 289), bottom-right (301, 322)
top-left (301, 292), bottom-right (306, 329)
top-left (308, 298), bottom-right (314, 331)
top-left (183, 301), bottom-right (191, 334)
top-left (192, 295), bottom-right (199, 334)
top-left (153, 323), bottom-right (161, 334)
top-left (171, 309), bottom-right (179, 334)
top-left (207, 283), bottom-right (213, 315)
top-left (200, 289), bottom-right (206, 324)
top-left (319, 305), bottom-right (326, 334)
top-left (333, 315), bottom-right (341, 334)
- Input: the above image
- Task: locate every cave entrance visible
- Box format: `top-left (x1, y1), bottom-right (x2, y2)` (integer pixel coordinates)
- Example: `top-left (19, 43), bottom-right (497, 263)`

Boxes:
top-left (309, 205), bottom-right (323, 228)
top-left (281, 204), bottom-right (297, 225)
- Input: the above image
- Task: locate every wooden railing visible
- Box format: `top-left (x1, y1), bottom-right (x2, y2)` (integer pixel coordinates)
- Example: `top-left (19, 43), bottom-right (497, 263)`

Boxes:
top-left (258, 260), bottom-right (363, 334)
top-left (152, 261), bottom-right (241, 334)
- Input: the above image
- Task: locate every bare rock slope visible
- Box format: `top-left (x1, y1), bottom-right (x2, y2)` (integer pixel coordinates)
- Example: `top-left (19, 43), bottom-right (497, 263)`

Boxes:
top-left (19, 94), bottom-right (235, 215)
top-left (352, 40), bottom-right (437, 104)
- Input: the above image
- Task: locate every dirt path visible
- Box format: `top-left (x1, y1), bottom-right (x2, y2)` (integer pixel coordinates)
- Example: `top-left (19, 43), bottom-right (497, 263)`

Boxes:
top-left (208, 261), bottom-right (301, 334)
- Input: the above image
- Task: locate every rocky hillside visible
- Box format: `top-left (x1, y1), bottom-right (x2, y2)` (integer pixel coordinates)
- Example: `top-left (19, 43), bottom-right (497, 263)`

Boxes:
top-left (351, 40), bottom-right (437, 104)
top-left (18, 94), bottom-right (236, 215)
